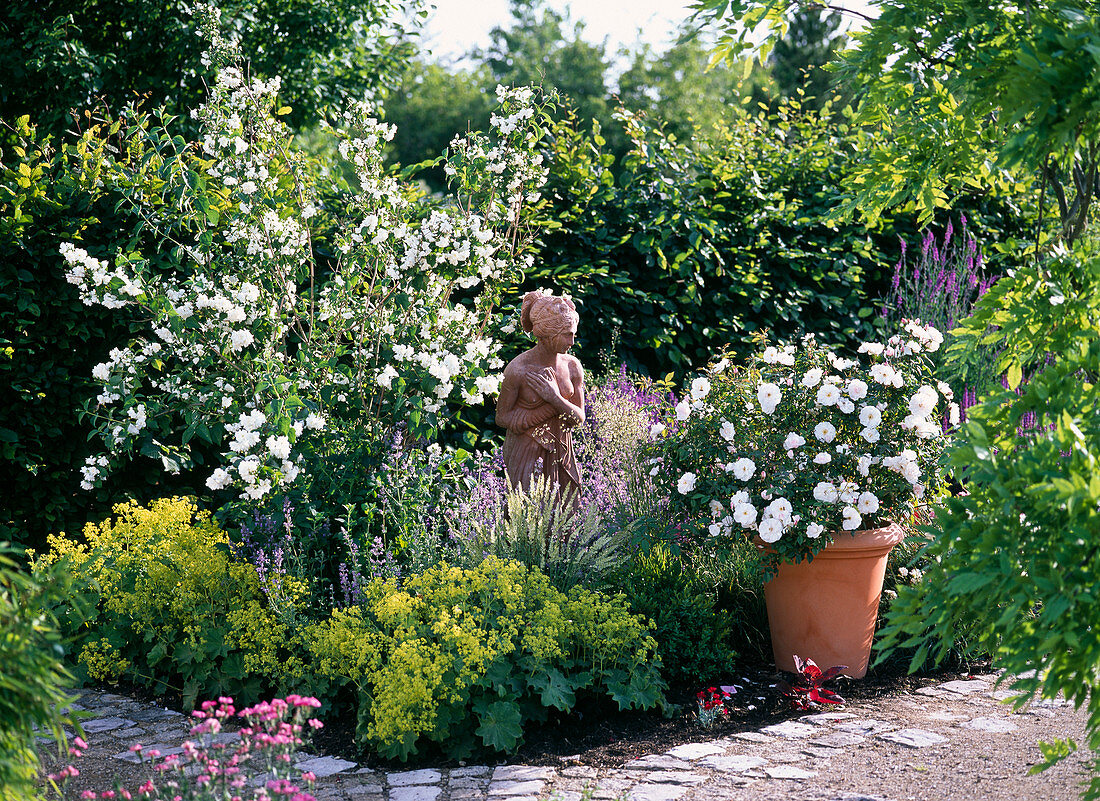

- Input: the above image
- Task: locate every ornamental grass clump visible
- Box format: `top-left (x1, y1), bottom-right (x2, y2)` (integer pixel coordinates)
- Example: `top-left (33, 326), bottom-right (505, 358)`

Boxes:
top-left (654, 328), bottom-right (955, 574)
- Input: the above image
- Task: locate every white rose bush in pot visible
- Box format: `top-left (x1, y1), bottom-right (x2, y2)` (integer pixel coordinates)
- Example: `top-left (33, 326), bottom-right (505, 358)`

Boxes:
top-left (653, 323), bottom-right (957, 576)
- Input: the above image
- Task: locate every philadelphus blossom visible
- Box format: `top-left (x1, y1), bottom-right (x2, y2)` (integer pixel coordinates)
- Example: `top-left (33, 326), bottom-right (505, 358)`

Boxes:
top-left (63, 31), bottom-right (552, 500)
top-left (677, 472), bottom-right (697, 494)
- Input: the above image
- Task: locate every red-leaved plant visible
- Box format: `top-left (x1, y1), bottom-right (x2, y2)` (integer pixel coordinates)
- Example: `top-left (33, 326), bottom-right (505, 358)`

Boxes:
top-left (780, 655), bottom-right (847, 710)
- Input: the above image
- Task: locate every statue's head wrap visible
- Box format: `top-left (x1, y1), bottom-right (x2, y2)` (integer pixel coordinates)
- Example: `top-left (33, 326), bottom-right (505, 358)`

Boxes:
top-left (520, 290), bottom-right (578, 340)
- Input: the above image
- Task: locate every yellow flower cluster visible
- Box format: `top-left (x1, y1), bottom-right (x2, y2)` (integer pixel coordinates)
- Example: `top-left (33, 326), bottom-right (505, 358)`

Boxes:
top-left (78, 638), bottom-right (129, 683)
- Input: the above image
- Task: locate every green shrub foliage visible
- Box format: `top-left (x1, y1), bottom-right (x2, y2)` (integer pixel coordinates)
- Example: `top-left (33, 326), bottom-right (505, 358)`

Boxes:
top-left (0, 545), bottom-right (82, 800)
top-left (522, 100), bottom-right (1035, 378)
top-left (878, 244), bottom-right (1100, 797)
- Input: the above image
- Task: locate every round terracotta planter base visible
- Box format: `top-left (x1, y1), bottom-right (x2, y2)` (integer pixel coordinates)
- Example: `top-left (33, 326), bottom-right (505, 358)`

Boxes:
top-left (761, 523), bottom-right (906, 679)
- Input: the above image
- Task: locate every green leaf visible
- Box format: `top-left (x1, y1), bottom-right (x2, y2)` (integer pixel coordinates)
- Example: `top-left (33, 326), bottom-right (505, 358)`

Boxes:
top-left (474, 699), bottom-right (524, 752)
top-left (528, 668), bottom-right (576, 711)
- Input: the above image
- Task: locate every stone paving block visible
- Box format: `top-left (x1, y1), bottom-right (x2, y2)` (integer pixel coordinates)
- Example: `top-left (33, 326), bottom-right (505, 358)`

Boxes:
top-left (801, 746), bottom-right (839, 759)
top-left (698, 754), bottom-right (766, 773)
top-left (83, 717), bottom-right (137, 734)
top-left (833, 719), bottom-right (895, 736)
top-left (450, 766), bottom-right (492, 778)
top-left (492, 765), bottom-right (555, 782)
top-left (727, 731), bottom-right (772, 743)
top-left (345, 783), bottom-right (384, 796)
top-left (937, 680), bottom-right (989, 695)
top-left (810, 731), bottom-right (867, 748)
top-left (763, 765), bottom-right (816, 779)
top-left (959, 716), bottom-right (1018, 733)
top-left (624, 755), bottom-right (694, 771)
top-left (925, 710), bottom-right (968, 722)
top-left (389, 787), bottom-right (442, 801)
top-left (109, 726), bottom-right (146, 739)
top-left (294, 756), bottom-right (357, 777)
top-left (765, 751), bottom-right (808, 763)
top-left (636, 771), bottom-right (707, 785)
top-left (448, 777), bottom-right (489, 790)
top-left (915, 687), bottom-right (949, 698)
top-left (126, 707), bottom-right (181, 723)
top-left (488, 779), bottom-right (546, 796)
top-left (761, 721), bottom-right (816, 739)
top-left (877, 728), bottom-right (948, 748)
top-left (627, 784), bottom-right (688, 801)
top-left (665, 742), bottom-right (726, 760)
top-left (388, 769), bottom-right (442, 786)
top-left (551, 792), bottom-right (583, 801)
top-left (560, 766), bottom-right (598, 779)
top-left (800, 712), bottom-right (858, 725)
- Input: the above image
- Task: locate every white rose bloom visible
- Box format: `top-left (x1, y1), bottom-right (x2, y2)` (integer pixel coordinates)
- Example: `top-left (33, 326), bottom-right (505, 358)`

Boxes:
top-left (757, 517), bottom-right (783, 543)
top-left (814, 421), bottom-right (837, 443)
top-left (813, 452), bottom-right (832, 464)
top-left (205, 468), bottom-right (232, 490)
top-left (732, 458), bottom-right (756, 481)
top-left (847, 378), bottom-right (869, 400)
top-left (813, 481), bottom-right (838, 503)
top-left (841, 506), bottom-right (862, 531)
top-left (861, 427), bottom-right (881, 444)
top-left (869, 363), bottom-right (895, 385)
top-left (857, 491), bottom-right (880, 514)
top-left (708, 499), bottom-right (724, 516)
top-left (836, 397), bottom-right (855, 414)
top-left (757, 382), bottom-right (782, 414)
top-left (708, 523), bottom-right (722, 537)
top-left (949, 402), bottom-right (961, 427)
top-left (901, 462), bottom-right (922, 484)
top-left (858, 342), bottom-right (885, 356)
top-left (908, 391), bottom-right (937, 419)
top-left (806, 522), bottom-right (825, 539)
top-left (690, 376), bottom-right (712, 401)
top-left (859, 405), bottom-right (882, 428)
top-left (649, 422), bottom-right (666, 438)
top-left (675, 400), bottom-right (691, 421)
top-left (815, 383), bottom-right (841, 406)
top-left (719, 420), bottom-right (736, 441)
top-left (783, 432), bottom-right (806, 450)
top-left (801, 368), bottom-right (824, 388)
top-left (730, 490), bottom-right (750, 507)
top-left (831, 484), bottom-right (853, 506)
top-left (857, 455), bottom-right (873, 477)
top-left (733, 502), bottom-right (758, 527)
top-left (766, 497), bottom-right (793, 522)
top-left (677, 472), bottom-right (697, 494)
top-left (762, 346), bottom-right (780, 364)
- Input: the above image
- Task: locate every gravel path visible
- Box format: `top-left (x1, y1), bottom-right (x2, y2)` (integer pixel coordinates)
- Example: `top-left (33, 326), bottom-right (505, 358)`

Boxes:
top-left (43, 673), bottom-right (1092, 801)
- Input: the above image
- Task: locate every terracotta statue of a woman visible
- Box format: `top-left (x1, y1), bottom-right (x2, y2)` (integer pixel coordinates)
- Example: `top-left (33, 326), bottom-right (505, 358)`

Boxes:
top-left (495, 291), bottom-right (585, 497)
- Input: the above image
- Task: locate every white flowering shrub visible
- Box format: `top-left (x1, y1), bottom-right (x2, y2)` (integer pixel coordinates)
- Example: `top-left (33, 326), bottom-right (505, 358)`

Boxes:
top-left (652, 326), bottom-right (956, 572)
top-left (61, 17), bottom-right (552, 511)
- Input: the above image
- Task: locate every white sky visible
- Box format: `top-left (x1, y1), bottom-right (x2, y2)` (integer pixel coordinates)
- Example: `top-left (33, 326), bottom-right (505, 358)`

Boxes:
top-left (418, 1), bottom-right (877, 67)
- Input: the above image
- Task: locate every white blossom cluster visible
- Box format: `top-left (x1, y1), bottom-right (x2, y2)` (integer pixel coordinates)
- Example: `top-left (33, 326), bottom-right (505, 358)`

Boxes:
top-left (664, 327), bottom-right (956, 549)
top-left (62, 35), bottom-right (551, 501)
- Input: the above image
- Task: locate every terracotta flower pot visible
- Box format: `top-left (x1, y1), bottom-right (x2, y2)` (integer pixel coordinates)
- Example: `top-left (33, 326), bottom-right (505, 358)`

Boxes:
top-left (761, 523), bottom-right (906, 678)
